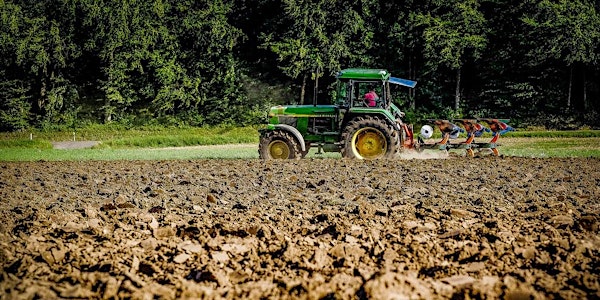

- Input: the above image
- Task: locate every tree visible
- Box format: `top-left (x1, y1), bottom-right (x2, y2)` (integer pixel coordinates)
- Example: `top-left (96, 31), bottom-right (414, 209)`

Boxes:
top-left (78, 0), bottom-right (244, 124)
top-left (522, 0), bottom-right (600, 110)
top-left (1, 0), bottom-right (599, 130)
top-left (0, 0), bottom-right (81, 127)
top-left (373, 0), bottom-right (421, 110)
top-left (168, 0), bottom-right (245, 124)
top-left (79, 0), bottom-right (175, 121)
top-left (261, 0), bottom-right (377, 104)
top-left (413, 0), bottom-right (488, 112)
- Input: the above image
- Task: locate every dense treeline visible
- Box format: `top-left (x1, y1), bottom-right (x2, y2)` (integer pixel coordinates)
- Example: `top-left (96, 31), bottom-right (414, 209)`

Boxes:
top-left (1, 0), bottom-right (599, 131)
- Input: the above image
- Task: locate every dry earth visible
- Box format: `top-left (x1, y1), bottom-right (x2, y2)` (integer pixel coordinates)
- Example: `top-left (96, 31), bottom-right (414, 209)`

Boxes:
top-left (0, 157), bottom-right (599, 299)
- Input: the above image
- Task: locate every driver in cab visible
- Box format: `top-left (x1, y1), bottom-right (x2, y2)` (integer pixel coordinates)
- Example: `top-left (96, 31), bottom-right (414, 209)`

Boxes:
top-left (364, 85), bottom-right (378, 107)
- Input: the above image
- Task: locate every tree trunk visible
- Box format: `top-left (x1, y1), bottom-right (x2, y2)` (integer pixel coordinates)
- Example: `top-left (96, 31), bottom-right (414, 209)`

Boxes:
top-left (583, 68), bottom-right (588, 110)
top-left (567, 66), bottom-right (572, 108)
top-left (455, 67), bottom-right (461, 111)
top-left (409, 51), bottom-right (415, 110)
top-left (313, 72), bottom-right (319, 106)
top-left (300, 74), bottom-right (307, 105)
top-left (104, 99), bottom-right (112, 123)
top-left (38, 80), bottom-right (47, 114)
top-left (105, 55), bottom-right (114, 123)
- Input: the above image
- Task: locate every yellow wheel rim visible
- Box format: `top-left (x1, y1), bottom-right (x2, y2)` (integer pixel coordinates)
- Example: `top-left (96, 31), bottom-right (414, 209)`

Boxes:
top-left (352, 128), bottom-right (387, 159)
top-left (268, 140), bottom-right (290, 159)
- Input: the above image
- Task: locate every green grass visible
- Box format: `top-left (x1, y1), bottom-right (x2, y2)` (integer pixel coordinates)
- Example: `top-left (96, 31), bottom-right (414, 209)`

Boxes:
top-left (0, 126), bottom-right (259, 149)
top-left (502, 130), bottom-right (600, 138)
top-left (0, 139), bottom-right (53, 149)
top-left (1, 137), bottom-right (598, 161)
top-left (499, 137), bottom-right (600, 158)
top-left (102, 127), bottom-right (258, 148)
top-left (0, 126), bottom-right (599, 161)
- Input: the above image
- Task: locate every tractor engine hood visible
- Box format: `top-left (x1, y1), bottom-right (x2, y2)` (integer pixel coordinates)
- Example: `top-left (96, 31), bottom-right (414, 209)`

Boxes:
top-left (268, 105), bottom-right (338, 118)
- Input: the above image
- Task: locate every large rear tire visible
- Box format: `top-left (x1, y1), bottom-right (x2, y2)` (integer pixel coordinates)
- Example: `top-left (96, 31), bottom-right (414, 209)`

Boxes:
top-left (258, 130), bottom-right (302, 159)
top-left (341, 116), bottom-right (399, 159)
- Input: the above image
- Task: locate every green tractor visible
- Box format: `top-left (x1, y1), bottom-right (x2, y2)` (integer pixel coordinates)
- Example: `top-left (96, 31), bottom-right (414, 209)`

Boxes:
top-left (258, 68), bottom-right (417, 159)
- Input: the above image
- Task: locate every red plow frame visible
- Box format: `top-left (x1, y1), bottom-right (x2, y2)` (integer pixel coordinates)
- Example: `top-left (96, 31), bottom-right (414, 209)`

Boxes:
top-left (402, 119), bottom-right (513, 157)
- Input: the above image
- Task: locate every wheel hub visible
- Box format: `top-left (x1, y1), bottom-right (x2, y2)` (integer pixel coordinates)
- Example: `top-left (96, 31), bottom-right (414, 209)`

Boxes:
top-left (268, 140), bottom-right (290, 159)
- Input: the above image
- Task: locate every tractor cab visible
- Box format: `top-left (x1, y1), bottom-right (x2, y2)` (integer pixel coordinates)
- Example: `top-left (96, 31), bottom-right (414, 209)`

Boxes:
top-left (335, 69), bottom-right (389, 109)
top-left (340, 80), bottom-right (385, 108)
top-left (335, 68), bottom-right (416, 124)
top-left (335, 69), bottom-right (416, 109)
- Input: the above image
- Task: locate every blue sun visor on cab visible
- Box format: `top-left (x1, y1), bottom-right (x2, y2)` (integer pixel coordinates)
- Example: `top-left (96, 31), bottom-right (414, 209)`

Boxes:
top-left (389, 77), bottom-right (417, 88)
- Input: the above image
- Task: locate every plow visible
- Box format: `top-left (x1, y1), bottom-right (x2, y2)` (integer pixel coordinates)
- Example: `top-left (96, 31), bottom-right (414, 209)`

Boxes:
top-left (402, 118), bottom-right (513, 157)
top-left (258, 68), bottom-right (513, 160)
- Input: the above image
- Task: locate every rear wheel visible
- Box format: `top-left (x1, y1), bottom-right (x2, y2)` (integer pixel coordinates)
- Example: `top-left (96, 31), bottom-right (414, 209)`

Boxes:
top-left (341, 116), bottom-right (399, 159)
top-left (258, 130), bottom-right (302, 159)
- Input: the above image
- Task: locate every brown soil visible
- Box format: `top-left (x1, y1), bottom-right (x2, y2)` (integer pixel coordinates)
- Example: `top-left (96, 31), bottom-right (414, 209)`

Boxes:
top-left (1, 157), bottom-right (598, 299)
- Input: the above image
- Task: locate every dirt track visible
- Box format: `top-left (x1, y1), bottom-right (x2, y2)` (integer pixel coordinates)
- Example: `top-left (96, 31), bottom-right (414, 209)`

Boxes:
top-left (1, 157), bottom-right (599, 299)
top-left (51, 141), bottom-right (100, 149)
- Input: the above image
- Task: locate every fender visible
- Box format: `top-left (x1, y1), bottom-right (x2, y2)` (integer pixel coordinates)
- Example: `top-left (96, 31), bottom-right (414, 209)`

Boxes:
top-left (272, 124), bottom-right (306, 152)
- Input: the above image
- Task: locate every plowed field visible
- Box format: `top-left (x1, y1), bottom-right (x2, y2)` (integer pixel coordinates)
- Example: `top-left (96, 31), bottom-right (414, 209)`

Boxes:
top-left (1, 157), bottom-right (599, 299)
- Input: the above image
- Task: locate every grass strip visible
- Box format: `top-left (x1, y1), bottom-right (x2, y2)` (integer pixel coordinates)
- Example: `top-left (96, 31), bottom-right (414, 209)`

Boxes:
top-left (0, 126), bottom-right (260, 149)
top-left (1, 137), bottom-right (599, 161)
top-left (0, 139), bottom-right (53, 149)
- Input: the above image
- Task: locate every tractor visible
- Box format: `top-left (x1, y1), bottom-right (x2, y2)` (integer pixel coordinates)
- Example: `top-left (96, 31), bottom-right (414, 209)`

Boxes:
top-left (258, 68), bottom-right (511, 159)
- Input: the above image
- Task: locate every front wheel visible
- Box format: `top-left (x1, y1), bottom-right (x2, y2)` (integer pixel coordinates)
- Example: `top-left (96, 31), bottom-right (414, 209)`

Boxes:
top-left (258, 130), bottom-right (302, 159)
top-left (341, 116), bottom-right (399, 159)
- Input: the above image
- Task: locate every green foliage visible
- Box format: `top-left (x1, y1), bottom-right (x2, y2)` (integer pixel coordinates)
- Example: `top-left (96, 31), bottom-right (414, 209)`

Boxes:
top-left (261, 0), bottom-right (378, 102)
top-left (0, 0), bottom-right (599, 131)
top-left (0, 78), bottom-right (31, 131)
top-left (0, 0), bottom-right (81, 128)
top-left (413, 0), bottom-right (488, 70)
top-left (517, 110), bottom-right (600, 131)
top-left (522, 0), bottom-right (600, 65)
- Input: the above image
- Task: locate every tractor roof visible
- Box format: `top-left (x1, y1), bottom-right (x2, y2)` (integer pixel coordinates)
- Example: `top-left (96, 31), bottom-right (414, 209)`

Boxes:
top-left (336, 68), bottom-right (390, 80)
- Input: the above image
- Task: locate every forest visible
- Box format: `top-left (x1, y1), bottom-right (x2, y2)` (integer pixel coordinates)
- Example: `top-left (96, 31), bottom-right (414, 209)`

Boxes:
top-left (1, 0), bottom-right (599, 132)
